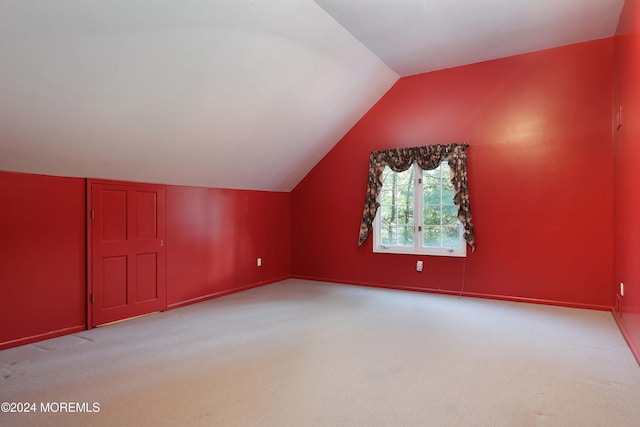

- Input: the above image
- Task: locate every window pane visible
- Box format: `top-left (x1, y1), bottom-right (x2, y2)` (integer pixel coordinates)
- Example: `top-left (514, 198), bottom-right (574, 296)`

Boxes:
top-left (381, 220), bottom-right (394, 240)
top-left (380, 205), bottom-right (394, 221)
top-left (396, 204), bottom-right (414, 225)
top-left (380, 169), bottom-right (414, 201)
top-left (381, 167), bottom-right (394, 182)
top-left (381, 218), bottom-right (396, 233)
top-left (440, 161), bottom-right (454, 203)
top-left (380, 189), bottom-right (393, 202)
top-left (423, 169), bottom-right (441, 205)
top-left (381, 220), bottom-right (397, 245)
top-left (442, 205), bottom-right (459, 226)
top-left (442, 225), bottom-right (461, 248)
top-left (379, 166), bottom-right (415, 247)
top-left (397, 226), bottom-right (414, 246)
top-left (423, 226), bottom-right (442, 247)
top-left (440, 161), bottom-right (451, 177)
top-left (442, 181), bottom-right (454, 204)
top-left (381, 229), bottom-right (394, 245)
top-left (424, 206), bottom-right (441, 226)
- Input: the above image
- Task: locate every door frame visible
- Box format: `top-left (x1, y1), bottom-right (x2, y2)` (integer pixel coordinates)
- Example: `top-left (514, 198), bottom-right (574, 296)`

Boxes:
top-left (86, 178), bottom-right (167, 328)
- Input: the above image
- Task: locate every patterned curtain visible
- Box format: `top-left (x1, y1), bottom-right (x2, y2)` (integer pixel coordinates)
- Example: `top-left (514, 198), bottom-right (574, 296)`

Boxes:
top-left (358, 143), bottom-right (475, 251)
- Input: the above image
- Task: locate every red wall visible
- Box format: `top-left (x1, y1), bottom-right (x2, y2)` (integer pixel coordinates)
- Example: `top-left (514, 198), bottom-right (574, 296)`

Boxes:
top-left (166, 186), bottom-right (291, 308)
top-left (0, 171), bottom-right (86, 348)
top-left (292, 39), bottom-right (615, 309)
top-left (614, 0), bottom-right (640, 360)
top-left (0, 172), bottom-right (292, 349)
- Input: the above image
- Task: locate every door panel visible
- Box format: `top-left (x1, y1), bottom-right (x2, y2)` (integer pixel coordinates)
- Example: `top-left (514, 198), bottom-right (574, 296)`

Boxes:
top-left (136, 191), bottom-right (157, 239)
top-left (91, 183), bottom-right (166, 326)
top-left (136, 253), bottom-right (158, 302)
top-left (102, 189), bottom-right (127, 241)
top-left (103, 256), bottom-right (128, 308)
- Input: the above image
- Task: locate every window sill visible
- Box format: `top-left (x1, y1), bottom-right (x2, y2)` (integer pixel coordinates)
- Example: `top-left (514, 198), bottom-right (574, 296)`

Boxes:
top-left (373, 245), bottom-right (467, 257)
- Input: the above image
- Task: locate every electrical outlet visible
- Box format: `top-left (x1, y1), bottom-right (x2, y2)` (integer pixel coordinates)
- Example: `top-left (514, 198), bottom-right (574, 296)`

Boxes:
top-left (257, 258), bottom-right (262, 267)
top-left (416, 260), bottom-right (423, 272)
top-left (620, 282), bottom-right (624, 297)
top-left (616, 106), bottom-right (623, 130)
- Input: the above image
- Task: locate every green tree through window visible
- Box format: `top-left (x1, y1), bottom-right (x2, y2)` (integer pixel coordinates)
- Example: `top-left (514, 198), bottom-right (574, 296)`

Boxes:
top-left (375, 161), bottom-right (465, 257)
top-left (380, 167), bottom-right (414, 246)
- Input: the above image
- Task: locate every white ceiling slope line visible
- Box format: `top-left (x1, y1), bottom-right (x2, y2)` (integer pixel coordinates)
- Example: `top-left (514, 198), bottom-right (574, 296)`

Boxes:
top-left (313, 0), bottom-right (625, 76)
top-left (0, 0), bottom-right (398, 191)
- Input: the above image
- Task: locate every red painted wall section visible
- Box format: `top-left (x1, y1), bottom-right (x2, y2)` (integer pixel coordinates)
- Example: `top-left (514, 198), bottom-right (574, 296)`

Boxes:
top-left (166, 186), bottom-right (291, 308)
top-left (292, 39), bottom-right (614, 309)
top-left (0, 171), bottom-right (86, 349)
top-left (614, 0), bottom-right (640, 359)
top-left (0, 171), bottom-right (291, 349)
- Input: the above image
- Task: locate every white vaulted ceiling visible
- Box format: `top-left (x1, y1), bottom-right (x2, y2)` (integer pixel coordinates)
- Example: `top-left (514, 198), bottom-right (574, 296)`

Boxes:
top-left (314, 0), bottom-right (625, 76)
top-left (0, 0), bottom-right (625, 191)
top-left (0, 0), bottom-right (397, 191)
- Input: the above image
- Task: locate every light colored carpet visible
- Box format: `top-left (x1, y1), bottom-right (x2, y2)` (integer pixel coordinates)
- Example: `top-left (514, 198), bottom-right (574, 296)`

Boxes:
top-left (1, 279), bottom-right (639, 426)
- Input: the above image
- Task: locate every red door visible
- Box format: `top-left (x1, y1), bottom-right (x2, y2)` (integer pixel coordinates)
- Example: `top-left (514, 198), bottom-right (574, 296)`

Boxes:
top-left (90, 182), bottom-right (166, 326)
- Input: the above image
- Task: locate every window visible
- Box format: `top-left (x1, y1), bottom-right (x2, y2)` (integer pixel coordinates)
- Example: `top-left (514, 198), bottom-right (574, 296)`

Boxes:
top-left (373, 161), bottom-right (466, 257)
top-left (358, 144), bottom-right (474, 251)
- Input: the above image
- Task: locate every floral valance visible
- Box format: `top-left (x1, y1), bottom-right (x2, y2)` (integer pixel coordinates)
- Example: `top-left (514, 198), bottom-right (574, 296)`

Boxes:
top-left (358, 143), bottom-right (475, 251)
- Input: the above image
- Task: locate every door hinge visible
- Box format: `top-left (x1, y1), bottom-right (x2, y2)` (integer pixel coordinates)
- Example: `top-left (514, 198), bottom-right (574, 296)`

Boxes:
top-left (91, 209), bottom-right (95, 220)
top-left (418, 178), bottom-right (422, 184)
top-left (91, 294), bottom-right (94, 304)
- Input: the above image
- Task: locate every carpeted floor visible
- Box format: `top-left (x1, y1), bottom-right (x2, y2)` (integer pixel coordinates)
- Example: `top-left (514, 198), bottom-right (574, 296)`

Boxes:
top-left (1, 279), bottom-right (639, 426)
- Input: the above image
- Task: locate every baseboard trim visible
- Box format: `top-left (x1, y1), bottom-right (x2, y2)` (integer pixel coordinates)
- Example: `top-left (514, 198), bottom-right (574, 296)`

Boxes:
top-left (612, 310), bottom-right (640, 367)
top-left (167, 275), bottom-right (292, 310)
top-left (292, 275), bottom-right (612, 312)
top-left (0, 325), bottom-right (86, 351)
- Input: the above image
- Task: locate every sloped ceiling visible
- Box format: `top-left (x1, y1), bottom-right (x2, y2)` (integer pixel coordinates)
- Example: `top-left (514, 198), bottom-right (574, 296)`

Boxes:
top-left (0, 0), bottom-right (397, 191)
top-left (315, 0), bottom-right (625, 76)
top-left (0, 0), bottom-right (625, 191)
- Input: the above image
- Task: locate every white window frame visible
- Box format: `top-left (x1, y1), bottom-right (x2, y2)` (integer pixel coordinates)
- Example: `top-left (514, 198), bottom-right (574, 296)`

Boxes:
top-left (373, 162), bottom-right (467, 257)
